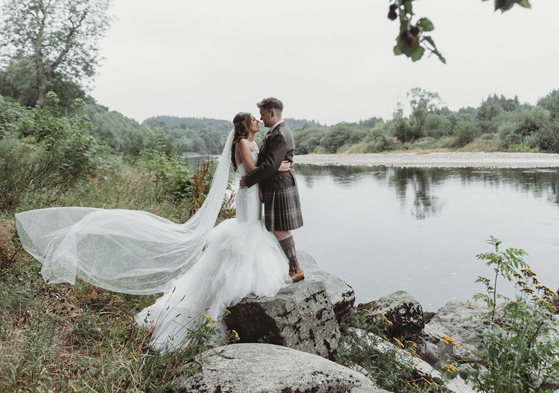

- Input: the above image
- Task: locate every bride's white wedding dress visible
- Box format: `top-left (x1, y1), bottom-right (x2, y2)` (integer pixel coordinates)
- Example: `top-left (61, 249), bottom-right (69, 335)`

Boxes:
top-left (15, 127), bottom-right (290, 351)
top-left (136, 152), bottom-right (290, 351)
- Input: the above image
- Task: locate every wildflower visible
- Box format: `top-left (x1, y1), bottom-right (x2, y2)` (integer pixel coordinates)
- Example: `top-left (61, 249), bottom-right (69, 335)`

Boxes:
top-left (203, 314), bottom-right (217, 323)
top-left (378, 312), bottom-right (393, 325)
top-left (405, 340), bottom-right (417, 349)
top-left (536, 285), bottom-right (557, 297)
top-left (96, 328), bottom-right (101, 333)
top-left (521, 268), bottom-right (536, 277)
top-left (412, 382), bottom-right (419, 388)
top-left (120, 362), bottom-right (126, 368)
top-left (131, 355), bottom-right (139, 362)
top-left (444, 364), bottom-right (459, 373)
top-left (206, 323), bottom-right (211, 327)
top-left (18, 277), bottom-right (22, 282)
top-left (441, 336), bottom-right (460, 348)
top-left (232, 330), bottom-right (240, 341)
top-left (393, 338), bottom-right (404, 348)
top-left (532, 277), bottom-right (540, 285)
top-left (70, 385), bottom-right (78, 392)
top-left (383, 335), bottom-right (390, 342)
top-left (421, 377), bottom-right (435, 386)
top-left (517, 280), bottom-right (526, 286)
top-left (547, 303), bottom-right (557, 312)
top-left (395, 364), bottom-right (402, 370)
top-left (509, 300), bottom-right (518, 305)
top-left (362, 308), bottom-right (372, 314)
top-left (513, 272), bottom-right (522, 279)
top-left (521, 286), bottom-right (534, 294)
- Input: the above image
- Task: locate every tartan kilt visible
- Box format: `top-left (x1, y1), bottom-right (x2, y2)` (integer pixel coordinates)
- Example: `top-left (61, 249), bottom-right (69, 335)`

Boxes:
top-left (263, 185), bottom-right (303, 232)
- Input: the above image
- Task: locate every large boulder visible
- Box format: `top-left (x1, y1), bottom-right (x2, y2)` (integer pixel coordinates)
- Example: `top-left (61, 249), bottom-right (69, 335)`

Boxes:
top-left (298, 251), bottom-right (356, 324)
top-left (420, 300), bottom-right (489, 366)
top-left (226, 279), bottom-right (341, 359)
top-left (176, 343), bottom-right (389, 393)
top-left (358, 290), bottom-right (424, 342)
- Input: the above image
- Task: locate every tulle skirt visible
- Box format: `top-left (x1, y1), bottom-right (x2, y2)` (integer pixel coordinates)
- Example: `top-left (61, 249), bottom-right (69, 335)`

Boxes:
top-left (136, 217), bottom-right (290, 351)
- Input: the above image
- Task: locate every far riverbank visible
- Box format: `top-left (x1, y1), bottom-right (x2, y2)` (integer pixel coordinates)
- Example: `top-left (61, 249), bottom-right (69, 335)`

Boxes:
top-left (294, 152), bottom-right (559, 168)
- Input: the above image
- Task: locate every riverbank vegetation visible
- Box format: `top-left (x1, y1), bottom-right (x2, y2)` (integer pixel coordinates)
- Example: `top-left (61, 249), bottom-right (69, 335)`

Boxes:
top-left (294, 88), bottom-right (559, 155)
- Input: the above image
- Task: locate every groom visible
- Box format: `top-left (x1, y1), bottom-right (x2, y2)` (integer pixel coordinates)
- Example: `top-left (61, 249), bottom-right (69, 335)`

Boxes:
top-left (240, 97), bottom-right (305, 282)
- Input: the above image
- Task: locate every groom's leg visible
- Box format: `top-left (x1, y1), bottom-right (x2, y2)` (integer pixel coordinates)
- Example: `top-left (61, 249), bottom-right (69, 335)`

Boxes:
top-left (275, 231), bottom-right (301, 274)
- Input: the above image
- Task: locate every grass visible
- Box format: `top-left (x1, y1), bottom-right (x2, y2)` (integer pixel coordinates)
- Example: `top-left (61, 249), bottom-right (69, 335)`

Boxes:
top-left (0, 157), bottom-right (234, 392)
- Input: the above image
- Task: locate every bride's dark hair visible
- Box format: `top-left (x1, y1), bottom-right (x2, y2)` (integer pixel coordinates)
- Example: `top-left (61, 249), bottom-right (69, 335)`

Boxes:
top-left (231, 112), bottom-right (252, 171)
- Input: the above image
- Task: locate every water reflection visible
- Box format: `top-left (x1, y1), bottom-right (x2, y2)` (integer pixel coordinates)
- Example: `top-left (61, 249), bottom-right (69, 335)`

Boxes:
top-left (294, 164), bottom-right (559, 310)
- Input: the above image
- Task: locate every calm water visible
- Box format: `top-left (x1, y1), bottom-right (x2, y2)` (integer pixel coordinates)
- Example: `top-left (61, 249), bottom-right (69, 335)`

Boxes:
top-left (292, 165), bottom-right (559, 311)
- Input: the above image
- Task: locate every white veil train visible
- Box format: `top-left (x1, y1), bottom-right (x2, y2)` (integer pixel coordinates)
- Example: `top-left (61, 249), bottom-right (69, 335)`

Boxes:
top-left (15, 129), bottom-right (236, 295)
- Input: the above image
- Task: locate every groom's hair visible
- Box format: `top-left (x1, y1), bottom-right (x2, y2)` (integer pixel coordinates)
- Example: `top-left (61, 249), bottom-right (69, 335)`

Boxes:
top-left (257, 97), bottom-right (283, 117)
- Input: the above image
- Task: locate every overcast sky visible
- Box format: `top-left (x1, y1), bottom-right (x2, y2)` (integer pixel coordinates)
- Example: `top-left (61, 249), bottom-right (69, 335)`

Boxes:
top-left (90, 0), bottom-right (559, 125)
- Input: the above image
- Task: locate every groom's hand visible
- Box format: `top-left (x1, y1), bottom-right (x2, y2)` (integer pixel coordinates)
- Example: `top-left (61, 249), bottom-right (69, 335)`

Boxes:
top-left (240, 176), bottom-right (247, 188)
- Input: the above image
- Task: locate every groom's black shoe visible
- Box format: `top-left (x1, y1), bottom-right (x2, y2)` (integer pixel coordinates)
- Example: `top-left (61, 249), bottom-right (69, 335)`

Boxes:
top-left (289, 269), bottom-right (305, 283)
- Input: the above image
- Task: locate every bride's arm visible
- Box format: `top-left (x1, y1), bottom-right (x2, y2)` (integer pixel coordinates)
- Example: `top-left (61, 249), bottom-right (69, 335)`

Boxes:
top-left (237, 139), bottom-right (257, 172)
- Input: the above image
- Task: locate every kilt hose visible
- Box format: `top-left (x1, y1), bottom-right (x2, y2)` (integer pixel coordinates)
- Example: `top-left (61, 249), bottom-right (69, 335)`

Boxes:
top-left (263, 185), bottom-right (303, 232)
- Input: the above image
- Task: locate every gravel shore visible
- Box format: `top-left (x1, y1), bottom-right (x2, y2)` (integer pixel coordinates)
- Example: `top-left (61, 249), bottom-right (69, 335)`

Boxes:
top-left (294, 152), bottom-right (559, 168)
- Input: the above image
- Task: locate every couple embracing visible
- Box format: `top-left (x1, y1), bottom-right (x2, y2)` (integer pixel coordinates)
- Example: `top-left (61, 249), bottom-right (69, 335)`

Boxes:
top-left (15, 96), bottom-right (306, 351)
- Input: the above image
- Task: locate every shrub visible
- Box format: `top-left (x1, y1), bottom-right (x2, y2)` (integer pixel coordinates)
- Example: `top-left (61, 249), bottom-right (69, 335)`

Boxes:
top-left (454, 121), bottom-right (481, 147)
top-left (534, 120), bottom-right (559, 153)
top-left (454, 237), bottom-right (559, 393)
top-left (424, 114), bottom-right (452, 139)
top-left (497, 107), bottom-right (550, 148)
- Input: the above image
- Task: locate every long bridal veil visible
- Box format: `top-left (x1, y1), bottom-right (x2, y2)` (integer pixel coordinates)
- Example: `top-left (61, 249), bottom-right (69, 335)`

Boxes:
top-left (15, 129), bottom-right (236, 295)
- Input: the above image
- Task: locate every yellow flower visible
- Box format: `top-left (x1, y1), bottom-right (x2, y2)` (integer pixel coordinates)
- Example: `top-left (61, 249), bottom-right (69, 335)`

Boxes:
top-left (405, 340), bottom-right (417, 349)
top-left (378, 312), bottom-right (393, 325)
top-left (421, 377), bottom-right (435, 386)
top-left (120, 362), bottom-right (126, 368)
top-left (206, 323), bottom-right (211, 327)
top-left (202, 314), bottom-right (217, 323)
top-left (70, 385), bottom-right (78, 392)
top-left (514, 272), bottom-right (522, 279)
top-left (232, 330), bottom-right (240, 340)
top-left (532, 277), bottom-right (540, 285)
top-left (362, 308), bottom-right (372, 314)
top-left (443, 364), bottom-right (459, 373)
top-left (383, 335), bottom-right (390, 342)
top-left (521, 286), bottom-right (534, 294)
top-left (393, 338), bottom-right (404, 348)
top-left (521, 268), bottom-right (536, 277)
top-left (517, 280), bottom-right (526, 286)
top-left (441, 336), bottom-right (460, 348)
top-left (395, 364), bottom-right (402, 370)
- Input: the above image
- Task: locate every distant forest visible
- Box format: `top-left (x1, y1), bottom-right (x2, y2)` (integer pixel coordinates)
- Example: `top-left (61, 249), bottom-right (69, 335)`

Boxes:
top-left (81, 87), bottom-right (559, 157)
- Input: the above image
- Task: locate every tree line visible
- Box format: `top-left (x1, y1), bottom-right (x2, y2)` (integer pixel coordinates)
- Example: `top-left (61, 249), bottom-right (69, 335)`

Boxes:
top-left (293, 88), bottom-right (559, 155)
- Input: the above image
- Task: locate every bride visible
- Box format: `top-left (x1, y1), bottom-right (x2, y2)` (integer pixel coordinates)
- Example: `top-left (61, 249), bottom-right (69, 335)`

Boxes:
top-left (15, 112), bottom-right (294, 351)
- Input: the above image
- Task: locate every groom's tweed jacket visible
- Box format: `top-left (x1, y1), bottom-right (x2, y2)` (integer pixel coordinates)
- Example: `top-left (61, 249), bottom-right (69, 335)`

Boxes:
top-left (244, 122), bottom-right (296, 192)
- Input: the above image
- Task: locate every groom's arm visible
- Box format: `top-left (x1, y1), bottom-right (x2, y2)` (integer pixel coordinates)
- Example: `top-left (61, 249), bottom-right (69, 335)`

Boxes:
top-left (244, 133), bottom-right (287, 188)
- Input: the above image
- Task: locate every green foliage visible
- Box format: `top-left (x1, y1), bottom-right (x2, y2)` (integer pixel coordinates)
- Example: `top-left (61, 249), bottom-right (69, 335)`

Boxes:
top-left (407, 87), bottom-right (443, 139)
top-left (424, 114), bottom-right (452, 138)
top-left (321, 122), bottom-right (367, 153)
top-left (454, 121), bottom-right (481, 147)
top-left (497, 107), bottom-right (551, 148)
top-left (534, 119), bottom-right (559, 153)
top-left (537, 90), bottom-right (559, 120)
top-left (337, 313), bottom-right (445, 392)
top-left (293, 126), bottom-right (326, 155)
top-left (0, 0), bottom-right (110, 106)
top-left (389, 106), bottom-right (413, 143)
top-left (456, 237), bottom-right (559, 393)
top-left (362, 124), bottom-right (393, 153)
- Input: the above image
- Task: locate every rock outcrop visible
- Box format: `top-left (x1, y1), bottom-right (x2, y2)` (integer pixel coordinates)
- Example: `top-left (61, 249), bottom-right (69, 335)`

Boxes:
top-left (226, 279), bottom-right (340, 359)
top-left (358, 290), bottom-right (424, 342)
top-left (420, 300), bottom-right (489, 365)
top-left (176, 343), bottom-right (389, 393)
top-left (298, 251), bottom-right (356, 324)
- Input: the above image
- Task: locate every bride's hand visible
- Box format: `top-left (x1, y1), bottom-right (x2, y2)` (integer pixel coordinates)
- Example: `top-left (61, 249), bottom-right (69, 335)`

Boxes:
top-left (278, 160), bottom-right (292, 172)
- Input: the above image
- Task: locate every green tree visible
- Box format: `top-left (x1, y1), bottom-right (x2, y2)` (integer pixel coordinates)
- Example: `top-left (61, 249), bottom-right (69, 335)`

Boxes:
top-left (538, 90), bottom-right (559, 120)
top-left (0, 0), bottom-right (110, 107)
top-left (455, 120), bottom-right (481, 147)
top-left (407, 87), bottom-right (442, 140)
top-left (293, 126), bottom-right (326, 155)
top-left (423, 114), bottom-right (451, 138)
top-left (320, 123), bottom-right (366, 153)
